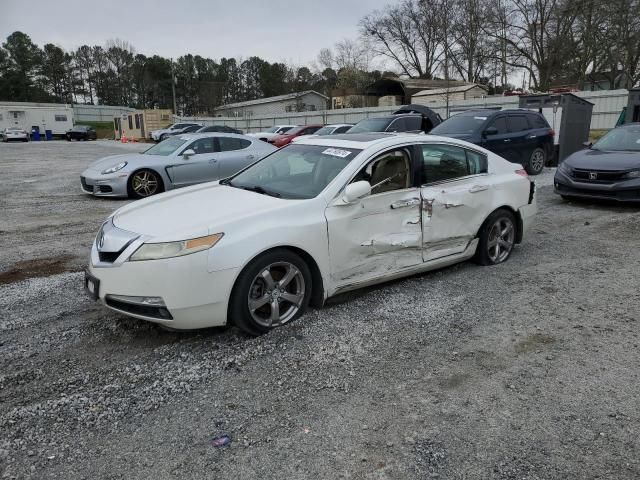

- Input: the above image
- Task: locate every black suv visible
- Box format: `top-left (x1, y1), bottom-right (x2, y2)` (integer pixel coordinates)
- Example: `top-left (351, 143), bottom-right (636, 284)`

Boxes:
top-left (429, 109), bottom-right (554, 175)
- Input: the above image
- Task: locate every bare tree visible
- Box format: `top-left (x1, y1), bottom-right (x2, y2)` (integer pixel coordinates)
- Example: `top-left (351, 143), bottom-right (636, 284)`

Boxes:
top-left (361, 0), bottom-right (445, 78)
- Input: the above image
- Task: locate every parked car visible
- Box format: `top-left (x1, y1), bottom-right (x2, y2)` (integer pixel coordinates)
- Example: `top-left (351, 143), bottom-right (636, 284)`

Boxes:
top-left (347, 114), bottom-right (425, 134)
top-left (554, 123), bottom-right (640, 201)
top-left (248, 125), bottom-right (296, 142)
top-left (150, 123), bottom-right (202, 142)
top-left (166, 124), bottom-right (203, 137)
top-left (84, 133), bottom-right (536, 335)
top-left (291, 124), bottom-right (353, 142)
top-left (197, 125), bottom-right (243, 134)
top-left (347, 105), bottom-right (442, 135)
top-left (270, 125), bottom-right (324, 147)
top-left (429, 109), bottom-right (554, 175)
top-left (66, 125), bottom-right (97, 141)
top-left (2, 127), bottom-right (29, 142)
top-left (80, 133), bottom-right (276, 199)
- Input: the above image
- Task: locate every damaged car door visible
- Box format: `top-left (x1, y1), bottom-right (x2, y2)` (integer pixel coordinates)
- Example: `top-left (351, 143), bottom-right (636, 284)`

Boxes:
top-left (325, 146), bottom-right (423, 287)
top-left (419, 143), bottom-right (492, 262)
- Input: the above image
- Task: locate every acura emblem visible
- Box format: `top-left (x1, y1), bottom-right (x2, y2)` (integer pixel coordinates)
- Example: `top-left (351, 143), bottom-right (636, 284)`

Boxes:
top-left (589, 172), bottom-right (598, 180)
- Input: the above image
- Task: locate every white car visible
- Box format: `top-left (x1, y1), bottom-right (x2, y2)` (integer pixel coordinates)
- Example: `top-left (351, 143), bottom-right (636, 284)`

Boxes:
top-left (85, 133), bottom-right (537, 335)
top-left (150, 123), bottom-right (202, 142)
top-left (291, 124), bottom-right (354, 143)
top-left (2, 127), bottom-right (29, 142)
top-left (248, 125), bottom-right (296, 142)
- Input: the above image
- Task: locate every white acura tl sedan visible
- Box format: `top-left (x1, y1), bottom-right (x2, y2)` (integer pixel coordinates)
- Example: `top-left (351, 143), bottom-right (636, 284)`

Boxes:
top-left (85, 133), bottom-right (537, 335)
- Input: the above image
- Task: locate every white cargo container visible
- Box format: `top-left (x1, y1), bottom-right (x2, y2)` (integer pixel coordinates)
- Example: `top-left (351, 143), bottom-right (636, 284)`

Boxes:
top-left (0, 101), bottom-right (74, 136)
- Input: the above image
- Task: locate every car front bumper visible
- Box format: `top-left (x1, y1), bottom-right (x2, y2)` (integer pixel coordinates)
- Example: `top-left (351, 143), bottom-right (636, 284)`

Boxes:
top-left (80, 172), bottom-right (129, 198)
top-left (4, 134), bottom-right (28, 140)
top-left (87, 247), bottom-right (239, 329)
top-left (554, 170), bottom-right (640, 202)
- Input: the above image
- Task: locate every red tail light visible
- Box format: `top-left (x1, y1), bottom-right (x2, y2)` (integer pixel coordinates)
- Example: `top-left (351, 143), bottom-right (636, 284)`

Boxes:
top-left (515, 169), bottom-right (528, 177)
top-left (548, 128), bottom-right (555, 137)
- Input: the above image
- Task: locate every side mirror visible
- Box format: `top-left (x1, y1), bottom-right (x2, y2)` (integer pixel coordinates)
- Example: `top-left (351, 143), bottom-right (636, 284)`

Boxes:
top-left (342, 180), bottom-right (371, 204)
top-left (582, 141), bottom-right (593, 148)
top-left (182, 149), bottom-right (196, 159)
top-left (483, 126), bottom-right (499, 137)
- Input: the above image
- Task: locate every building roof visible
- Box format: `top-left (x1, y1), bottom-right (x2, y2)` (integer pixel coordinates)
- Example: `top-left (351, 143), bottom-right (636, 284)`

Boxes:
top-left (413, 84), bottom-right (489, 97)
top-left (215, 90), bottom-right (328, 111)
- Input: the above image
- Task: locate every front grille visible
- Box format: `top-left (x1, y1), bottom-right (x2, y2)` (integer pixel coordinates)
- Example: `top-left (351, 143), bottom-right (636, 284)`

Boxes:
top-left (105, 297), bottom-right (173, 320)
top-left (571, 169), bottom-right (627, 183)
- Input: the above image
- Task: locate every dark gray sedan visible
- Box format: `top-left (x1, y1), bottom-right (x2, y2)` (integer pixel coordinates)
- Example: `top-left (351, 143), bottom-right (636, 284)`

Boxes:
top-left (555, 123), bottom-right (640, 202)
top-left (80, 133), bottom-right (277, 199)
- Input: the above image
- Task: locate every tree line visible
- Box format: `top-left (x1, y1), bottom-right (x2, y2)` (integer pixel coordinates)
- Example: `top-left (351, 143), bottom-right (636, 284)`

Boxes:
top-left (2, 0), bottom-right (639, 114)
top-left (0, 32), bottom-right (385, 115)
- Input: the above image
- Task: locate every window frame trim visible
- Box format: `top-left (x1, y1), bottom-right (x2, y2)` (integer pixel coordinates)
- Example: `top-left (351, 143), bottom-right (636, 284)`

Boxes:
top-left (417, 141), bottom-right (490, 187)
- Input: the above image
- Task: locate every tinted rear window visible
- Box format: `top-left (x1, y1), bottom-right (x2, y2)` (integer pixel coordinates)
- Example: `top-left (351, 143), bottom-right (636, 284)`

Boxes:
top-left (431, 114), bottom-right (487, 134)
top-left (509, 116), bottom-right (529, 132)
top-left (528, 114), bottom-right (549, 129)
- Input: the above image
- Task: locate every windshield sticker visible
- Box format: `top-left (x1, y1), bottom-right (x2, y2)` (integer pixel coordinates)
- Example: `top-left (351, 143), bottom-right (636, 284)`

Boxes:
top-left (473, 116), bottom-right (487, 120)
top-left (322, 148), bottom-right (352, 158)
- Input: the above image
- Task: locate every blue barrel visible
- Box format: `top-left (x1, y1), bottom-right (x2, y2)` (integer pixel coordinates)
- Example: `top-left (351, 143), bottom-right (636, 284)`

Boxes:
top-left (31, 128), bottom-right (40, 141)
top-left (45, 130), bottom-right (53, 141)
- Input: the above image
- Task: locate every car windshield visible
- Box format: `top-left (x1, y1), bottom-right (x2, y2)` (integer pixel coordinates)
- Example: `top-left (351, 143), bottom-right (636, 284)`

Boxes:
top-left (348, 118), bottom-right (392, 133)
top-left (282, 126), bottom-right (305, 135)
top-left (315, 126), bottom-right (336, 135)
top-left (430, 114), bottom-right (488, 134)
top-left (144, 137), bottom-right (187, 156)
top-left (226, 144), bottom-right (361, 199)
top-left (73, 126), bottom-right (88, 132)
top-left (7, 128), bottom-right (22, 131)
top-left (592, 126), bottom-right (640, 152)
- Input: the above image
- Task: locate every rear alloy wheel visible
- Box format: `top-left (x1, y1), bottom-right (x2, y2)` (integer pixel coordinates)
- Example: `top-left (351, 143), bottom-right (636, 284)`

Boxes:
top-left (128, 169), bottom-right (163, 199)
top-left (230, 250), bottom-right (312, 335)
top-left (526, 147), bottom-right (546, 175)
top-left (475, 209), bottom-right (516, 266)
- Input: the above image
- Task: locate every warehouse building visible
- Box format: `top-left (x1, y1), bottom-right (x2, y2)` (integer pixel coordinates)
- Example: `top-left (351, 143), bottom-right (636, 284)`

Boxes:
top-left (0, 101), bottom-right (74, 136)
top-left (214, 91), bottom-right (328, 117)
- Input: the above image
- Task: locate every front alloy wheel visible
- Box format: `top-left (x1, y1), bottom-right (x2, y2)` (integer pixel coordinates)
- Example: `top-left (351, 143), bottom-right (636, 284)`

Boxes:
top-left (230, 249), bottom-right (312, 335)
top-left (128, 169), bottom-right (162, 198)
top-left (475, 209), bottom-right (516, 266)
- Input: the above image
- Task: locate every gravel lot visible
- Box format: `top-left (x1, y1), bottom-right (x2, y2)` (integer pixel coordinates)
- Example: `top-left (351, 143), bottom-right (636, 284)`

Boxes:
top-left (1, 141), bottom-right (639, 479)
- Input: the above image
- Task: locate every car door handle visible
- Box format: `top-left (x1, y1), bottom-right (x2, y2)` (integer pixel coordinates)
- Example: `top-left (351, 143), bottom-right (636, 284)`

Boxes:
top-left (526, 135), bottom-right (537, 139)
top-left (469, 184), bottom-right (489, 193)
top-left (503, 139), bottom-right (512, 142)
top-left (390, 198), bottom-right (421, 209)
top-left (208, 158), bottom-right (217, 163)
top-left (246, 154), bottom-right (256, 160)
top-left (444, 202), bottom-right (463, 208)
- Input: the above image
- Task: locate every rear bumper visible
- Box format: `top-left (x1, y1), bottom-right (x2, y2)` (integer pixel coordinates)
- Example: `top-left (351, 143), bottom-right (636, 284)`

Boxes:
top-left (554, 171), bottom-right (640, 202)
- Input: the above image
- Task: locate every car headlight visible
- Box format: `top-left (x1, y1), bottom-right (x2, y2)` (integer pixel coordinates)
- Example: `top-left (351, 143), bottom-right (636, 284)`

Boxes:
top-left (101, 161), bottom-right (128, 174)
top-left (624, 170), bottom-right (640, 179)
top-left (129, 233), bottom-right (224, 261)
top-left (558, 162), bottom-right (572, 174)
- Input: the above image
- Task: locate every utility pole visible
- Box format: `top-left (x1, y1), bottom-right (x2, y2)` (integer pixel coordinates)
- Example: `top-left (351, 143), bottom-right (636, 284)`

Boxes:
top-left (170, 59), bottom-right (177, 116)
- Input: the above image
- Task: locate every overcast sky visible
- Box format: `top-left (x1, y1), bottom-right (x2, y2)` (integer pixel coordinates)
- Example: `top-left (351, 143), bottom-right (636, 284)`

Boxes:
top-left (2, 0), bottom-right (391, 66)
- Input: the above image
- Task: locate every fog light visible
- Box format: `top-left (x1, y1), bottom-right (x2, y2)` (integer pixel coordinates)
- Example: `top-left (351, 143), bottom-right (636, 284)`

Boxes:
top-left (107, 294), bottom-right (166, 306)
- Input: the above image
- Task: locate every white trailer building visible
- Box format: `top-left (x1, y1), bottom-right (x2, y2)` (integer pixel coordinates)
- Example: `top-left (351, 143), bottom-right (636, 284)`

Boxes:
top-left (213, 91), bottom-right (328, 118)
top-left (0, 101), bottom-right (74, 136)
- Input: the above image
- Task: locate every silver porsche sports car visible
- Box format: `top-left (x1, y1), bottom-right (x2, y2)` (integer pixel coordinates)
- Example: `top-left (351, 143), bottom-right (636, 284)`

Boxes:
top-left (80, 133), bottom-right (277, 199)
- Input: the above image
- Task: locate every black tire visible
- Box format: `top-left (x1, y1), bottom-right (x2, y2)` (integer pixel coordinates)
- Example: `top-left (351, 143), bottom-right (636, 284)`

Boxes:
top-left (127, 169), bottom-right (164, 199)
top-left (560, 195), bottom-right (572, 201)
top-left (66, 136), bottom-right (71, 141)
top-left (229, 249), bottom-right (312, 336)
top-left (526, 147), bottom-right (546, 175)
top-left (474, 209), bottom-right (517, 266)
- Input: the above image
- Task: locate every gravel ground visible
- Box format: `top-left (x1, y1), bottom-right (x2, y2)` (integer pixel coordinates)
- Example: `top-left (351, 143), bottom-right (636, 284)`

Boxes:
top-left (0, 141), bottom-right (639, 479)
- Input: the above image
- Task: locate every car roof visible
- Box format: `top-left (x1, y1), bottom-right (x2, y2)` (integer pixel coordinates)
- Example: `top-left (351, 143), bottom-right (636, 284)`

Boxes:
top-left (177, 132), bottom-right (255, 140)
top-left (296, 132), bottom-right (460, 149)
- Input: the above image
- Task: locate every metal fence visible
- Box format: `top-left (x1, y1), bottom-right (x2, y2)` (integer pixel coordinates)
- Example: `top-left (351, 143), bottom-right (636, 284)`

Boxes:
top-left (176, 89), bottom-right (629, 132)
top-left (73, 104), bottom-right (135, 123)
